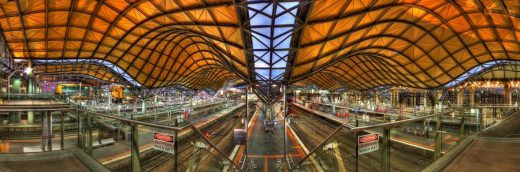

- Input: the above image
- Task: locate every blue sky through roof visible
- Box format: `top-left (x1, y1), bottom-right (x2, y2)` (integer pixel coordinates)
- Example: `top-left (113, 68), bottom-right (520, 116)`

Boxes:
top-left (443, 60), bottom-right (514, 87)
top-left (248, 1), bottom-right (299, 81)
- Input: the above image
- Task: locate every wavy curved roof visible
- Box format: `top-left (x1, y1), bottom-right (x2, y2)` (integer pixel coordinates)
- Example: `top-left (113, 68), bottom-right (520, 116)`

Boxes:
top-left (1, 0), bottom-right (520, 90)
top-left (0, 0), bottom-right (246, 89)
top-left (34, 63), bottom-right (119, 83)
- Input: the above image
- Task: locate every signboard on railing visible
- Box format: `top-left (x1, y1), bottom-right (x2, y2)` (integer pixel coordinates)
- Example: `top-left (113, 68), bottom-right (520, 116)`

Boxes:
top-left (233, 129), bottom-right (246, 145)
top-left (358, 133), bottom-right (379, 155)
top-left (153, 132), bottom-right (175, 154)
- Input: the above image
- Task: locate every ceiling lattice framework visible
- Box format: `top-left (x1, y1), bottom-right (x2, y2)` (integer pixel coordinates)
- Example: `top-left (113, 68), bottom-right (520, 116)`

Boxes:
top-left (292, 0), bottom-right (520, 90)
top-left (38, 74), bottom-right (112, 86)
top-left (2, 0), bottom-right (520, 91)
top-left (34, 63), bottom-right (119, 83)
top-left (473, 62), bottom-right (520, 80)
top-left (0, 0), bottom-right (247, 89)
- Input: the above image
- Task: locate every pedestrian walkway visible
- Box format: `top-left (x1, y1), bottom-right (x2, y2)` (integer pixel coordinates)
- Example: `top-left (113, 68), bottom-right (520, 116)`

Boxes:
top-left (236, 104), bottom-right (305, 171)
top-left (0, 148), bottom-right (109, 172)
top-left (443, 137), bottom-right (520, 172)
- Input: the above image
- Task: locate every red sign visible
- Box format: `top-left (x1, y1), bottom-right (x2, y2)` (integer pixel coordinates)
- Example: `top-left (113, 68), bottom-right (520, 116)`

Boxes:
top-left (358, 133), bottom-right (379, 155)
top-left (154, 132), bottom-right (174, 143)
top-left (204, 131), bottom-right (211, 138)
top-left (359, 134), bottom-right (379, 143)
top-left (153, 131), bottom-right (175, 154)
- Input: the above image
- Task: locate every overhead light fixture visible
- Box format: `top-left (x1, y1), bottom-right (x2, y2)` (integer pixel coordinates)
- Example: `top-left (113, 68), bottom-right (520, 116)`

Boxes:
top-left (24, 67), bottom-right (33, 74)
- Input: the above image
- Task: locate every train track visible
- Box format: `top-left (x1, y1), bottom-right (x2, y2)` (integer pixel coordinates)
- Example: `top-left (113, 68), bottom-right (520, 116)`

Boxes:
top-left (139, 110), bottom-right (242, 172)
top-left (184, 116), bottom-right (241, 171)
top-left (290, 106), bottom-right (431, 172)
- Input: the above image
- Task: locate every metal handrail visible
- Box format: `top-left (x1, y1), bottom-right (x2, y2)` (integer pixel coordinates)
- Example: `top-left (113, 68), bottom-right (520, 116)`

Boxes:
top-left (292, 109), bottom-right (453, 170)
top-left (455, 104), bottom-right (519, 108)
top-left (190, 125), bottom-right (240, 168)
top-left (0, 103), bottom-right (71, 111)
top-left (0, 102), bottom-right (69, 106)
top-left (104, 101), bottom-right (228, 118)
top-left (77, 108), bottom-right (185, 131)
top-left (75, 105), bottom-right (241, 170)
top-left (78, 100), bottom-right (226, 115)
top-left (314, 103), bottom-right (420, 116)
top-left (0, 108), bottom-right (72, 112)
top-left (346, 111), bottom-right (451, 132)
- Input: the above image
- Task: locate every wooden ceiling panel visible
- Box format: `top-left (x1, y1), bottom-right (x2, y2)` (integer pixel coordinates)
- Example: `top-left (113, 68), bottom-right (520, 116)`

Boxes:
top-left (293, 0), bottom-right (520, 90)
top-left (0, 0), bottom-right (245, 90)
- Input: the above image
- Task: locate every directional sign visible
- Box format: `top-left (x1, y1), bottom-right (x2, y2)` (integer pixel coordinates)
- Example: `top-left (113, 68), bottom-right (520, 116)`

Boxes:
top-left (233, 129), bottom-right (246, 145)
top-left (358, 133), bottom-right (379, 155)
top-left (153, 132), bottom-right (175, 154)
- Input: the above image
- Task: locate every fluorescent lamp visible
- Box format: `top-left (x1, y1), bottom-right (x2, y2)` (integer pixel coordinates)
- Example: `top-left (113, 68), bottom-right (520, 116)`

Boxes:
top-left (24, 67), bottom-right (32, 74)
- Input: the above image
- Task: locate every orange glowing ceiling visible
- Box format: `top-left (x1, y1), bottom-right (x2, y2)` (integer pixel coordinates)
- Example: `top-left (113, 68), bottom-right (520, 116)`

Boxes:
top-left (292, 0), bottom-right (520, 90)
top-left (0, 0), bottom-right (246, 90)
top-left (2, 0), bottom-right (520, 90)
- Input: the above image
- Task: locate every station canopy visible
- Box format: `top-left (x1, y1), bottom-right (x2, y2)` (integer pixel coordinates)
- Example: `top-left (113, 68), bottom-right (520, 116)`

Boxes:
top-left (1, 0), bottom-right (520, 91)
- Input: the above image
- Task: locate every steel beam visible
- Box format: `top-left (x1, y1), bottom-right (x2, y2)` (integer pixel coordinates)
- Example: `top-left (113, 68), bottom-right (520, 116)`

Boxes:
top-left (381, 127), bottom-right (390, 172)
top-left (434, 112), bottom-right (443, 160)
top-left (131, 124), bottom-right (141, 172)
top-left (61, 112), bottom-right (65, 150)
top-left (459, 109), bottom-right (465, 142)
top-left (86, 113), bottom-right (93, 155)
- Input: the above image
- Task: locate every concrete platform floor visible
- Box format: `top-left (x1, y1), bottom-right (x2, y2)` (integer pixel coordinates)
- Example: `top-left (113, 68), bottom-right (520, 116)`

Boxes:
top-left (242, 106), bottom-right (305, 171)
top-left (0, 156), bottom-right (91, 172)
top-left (0, 148), bottom-right (107, 172)
top-left (443, 137), bottom-right (520, 172)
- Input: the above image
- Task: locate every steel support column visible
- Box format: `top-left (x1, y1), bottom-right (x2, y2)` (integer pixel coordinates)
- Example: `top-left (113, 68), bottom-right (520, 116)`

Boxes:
top-left (434, 112), bottom-right (443, 160)
top-left (27, 73), bottom-right (35, 123)
top-left (457, 89), bottom-right (464, 107)
top-left (459, 109), bottom-right (465, 142)
top-left (381, 127), bottom-right (390, 172)
top-left (48, 111), bottom-right (52, 151)
top-left (244, 85), bottom-right (249, 169)
top-left (283, 85), bottom-right (288, 167)
top-left (332, 101), bottom-right (336, 115)
top-left (77, 110), bottom-right (82, 148)
top-left (479, 108), bottom-right (484, 132)
top-left (391, 88), bottom-right (399, 109)
top-left (41, 111), bottom-right (47, 151)
top-left (86, 113), bottom-right (93, 155)
top-left (61, 112), bottom-right (65, 150)
top-left (141, 99), bottom-right (146, 114)
top-left (108, 91), bottom-right (112, 114)
top-left (131, 124), bottom-right (140, 172)
top-left (174, 114), bottom-right (178, 172)
top-left (423, 93), bottom-right (428, 110)
top-left (27, 111), bottom-right (34, 124)
top-left (470, 87), bottom-right (475, 107)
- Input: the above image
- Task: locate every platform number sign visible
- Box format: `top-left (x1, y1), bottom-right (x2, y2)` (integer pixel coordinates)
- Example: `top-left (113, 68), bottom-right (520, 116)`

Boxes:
top-left (153, 132), bottom-right (175, 154)
top-left (358, 133), bottom-right (379, 155)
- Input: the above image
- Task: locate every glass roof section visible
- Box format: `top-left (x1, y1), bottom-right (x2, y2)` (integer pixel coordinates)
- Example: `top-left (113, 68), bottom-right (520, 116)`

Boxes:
top-left (444, 60), bottom-right (520, 87)
top-left (247, 1), bottom-right (299, 81)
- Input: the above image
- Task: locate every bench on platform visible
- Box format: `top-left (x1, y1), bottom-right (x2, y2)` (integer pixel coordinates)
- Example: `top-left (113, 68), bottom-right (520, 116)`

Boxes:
top-left (93, 138), bottom-right (115, 148)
